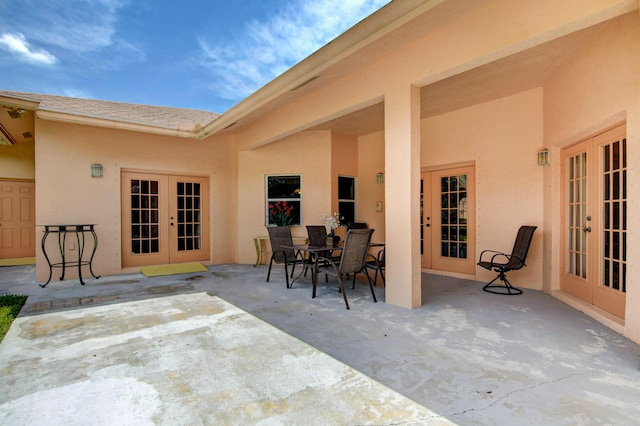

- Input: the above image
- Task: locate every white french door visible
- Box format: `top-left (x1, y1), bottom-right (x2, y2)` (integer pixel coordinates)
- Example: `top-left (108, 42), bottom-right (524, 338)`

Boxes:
top-left (561, 125), bottom-right (626, 318)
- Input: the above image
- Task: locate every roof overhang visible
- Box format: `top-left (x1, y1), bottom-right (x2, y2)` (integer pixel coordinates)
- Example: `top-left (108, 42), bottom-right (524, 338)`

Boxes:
top-left (35, 109), bottom-right (201, 139)
top-left (199, 0), bottom-right (446, 138)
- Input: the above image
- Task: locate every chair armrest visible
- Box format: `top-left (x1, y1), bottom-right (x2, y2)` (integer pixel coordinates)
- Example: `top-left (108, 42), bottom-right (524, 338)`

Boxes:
top-left (478, 250), bottom-right (511, 266)
top-left (315, 255), bottom-right (340, 274)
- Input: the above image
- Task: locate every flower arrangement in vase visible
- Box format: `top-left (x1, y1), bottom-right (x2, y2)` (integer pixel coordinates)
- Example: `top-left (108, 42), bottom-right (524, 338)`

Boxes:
top-left (320, 212), bottom-right (343, 239)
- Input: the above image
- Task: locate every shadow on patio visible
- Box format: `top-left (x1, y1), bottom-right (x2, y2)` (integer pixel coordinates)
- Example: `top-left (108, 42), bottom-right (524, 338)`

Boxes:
top-left (1, 263), bottom-right (639, 424)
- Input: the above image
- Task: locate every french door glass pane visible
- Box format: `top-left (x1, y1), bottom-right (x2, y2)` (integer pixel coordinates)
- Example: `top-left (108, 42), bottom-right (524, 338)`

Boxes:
top-left (130, 179), bottom-right (160, 254)
top-left (439, 174), bottom-right (468, 259)
top-left (176, 182), bottom-right (202, 252)
top-left (566, 153), bottom-right (587, 278)
top-left (601, 138), bottom-right (626, 293)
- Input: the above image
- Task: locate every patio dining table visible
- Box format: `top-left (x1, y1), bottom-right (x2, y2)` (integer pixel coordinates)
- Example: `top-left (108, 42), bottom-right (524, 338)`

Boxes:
top-left (282, 242), bottom-right (384, 287)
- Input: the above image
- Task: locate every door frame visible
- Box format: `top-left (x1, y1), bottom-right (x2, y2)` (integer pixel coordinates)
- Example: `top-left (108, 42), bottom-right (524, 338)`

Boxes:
top-left (121, 170), bottom-right (210, 267)
top-left (421, 163), bottom-right (476, 275)
top-left (0, 178), bottom-right (36, 259)
top-left (560, 124), bottom-right (626, 318)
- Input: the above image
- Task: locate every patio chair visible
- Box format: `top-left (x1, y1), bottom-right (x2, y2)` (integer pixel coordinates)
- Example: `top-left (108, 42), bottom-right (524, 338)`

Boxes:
top-left (314, 228), bottom-right (376, 309)
top-left (266, 226), bottom-right (306, 289)
top-left (306, 225), bottom-right (340, 257)
top-left (477, 225), bottom-right (537, 295)
top-left (347, 222), bottom-right (367, 230)
top-left (364, 247), bottom-right (385, 287)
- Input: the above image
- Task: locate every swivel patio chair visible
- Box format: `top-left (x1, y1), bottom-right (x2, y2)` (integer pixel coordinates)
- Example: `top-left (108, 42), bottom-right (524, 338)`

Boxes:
top-left (314, 228), bottom-right (376, 310)
top-left (477, 225), bottom-right (537, 295)
top-left (266, 226), bottom-right (306, 289)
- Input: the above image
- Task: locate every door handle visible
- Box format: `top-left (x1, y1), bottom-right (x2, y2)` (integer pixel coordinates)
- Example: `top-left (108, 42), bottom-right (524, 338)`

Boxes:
top-left (583, 226), bottom-right (592, 233)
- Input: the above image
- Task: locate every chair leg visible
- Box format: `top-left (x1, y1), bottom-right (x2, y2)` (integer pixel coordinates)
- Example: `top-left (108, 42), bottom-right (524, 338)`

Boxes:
top-left (283, 262), bottom-right (291, 289)
top-left (363, 269), bottom-right (378, 303)
top-left (482, 270), bottom-right (523, 295)
top-left (337, 275), bottom-right (350, 310)
top-left (266, 256), bottom-right (274, 282)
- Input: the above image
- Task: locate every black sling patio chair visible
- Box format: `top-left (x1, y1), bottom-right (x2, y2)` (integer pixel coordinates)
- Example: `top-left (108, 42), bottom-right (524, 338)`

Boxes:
top-left (314, 228), bottom-right (376, 310)
top-left (266, 226), bottom-right (306, 289)
top-left (364, 247), bottom-right (385, 288)
top-left (477, 225), bottom-right (537, 295)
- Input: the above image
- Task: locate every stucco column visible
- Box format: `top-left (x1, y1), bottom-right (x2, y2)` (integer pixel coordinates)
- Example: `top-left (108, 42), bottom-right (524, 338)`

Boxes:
top-left (625, 102), bottom-right (639, 343)
top-left (384, 84), bottom-right (421, 308)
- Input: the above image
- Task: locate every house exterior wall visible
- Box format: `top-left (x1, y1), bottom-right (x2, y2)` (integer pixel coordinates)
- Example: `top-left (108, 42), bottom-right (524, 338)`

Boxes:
top-left (0, 142), bottom-right (35, 180)
top-left (422, 88), bottom-right (545, 289)
top-left (17, 0), bottom-right (639, 343)
top-left (34, 120), bottom-right (236, 281)
top-left (357, 132), bottom-right (385, 243)
top-left (331, 132), bottom-right (359, 219)
top-left (543, 11), bottom-right (640, 341)
top-left (236, 131), bottom-right (333, 264)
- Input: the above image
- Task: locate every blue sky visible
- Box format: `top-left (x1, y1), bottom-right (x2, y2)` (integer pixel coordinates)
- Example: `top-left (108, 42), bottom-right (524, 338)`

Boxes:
top-left (0, 0), bottom-right (389, 113)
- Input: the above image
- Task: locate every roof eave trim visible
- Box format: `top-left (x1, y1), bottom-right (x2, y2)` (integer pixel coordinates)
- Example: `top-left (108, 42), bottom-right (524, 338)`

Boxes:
top-left (36, 109), bottom-right (200, 138)
top-left (0, 94), bottom-right (41, 110)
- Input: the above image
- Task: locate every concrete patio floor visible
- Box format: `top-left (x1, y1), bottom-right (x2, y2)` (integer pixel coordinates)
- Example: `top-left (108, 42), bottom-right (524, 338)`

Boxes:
top-left (1, 263), bottom-right (639, 425)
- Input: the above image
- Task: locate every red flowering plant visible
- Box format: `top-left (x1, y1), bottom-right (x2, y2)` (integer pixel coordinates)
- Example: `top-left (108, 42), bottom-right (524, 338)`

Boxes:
top-left (269, 201), bottom-right (294, 226)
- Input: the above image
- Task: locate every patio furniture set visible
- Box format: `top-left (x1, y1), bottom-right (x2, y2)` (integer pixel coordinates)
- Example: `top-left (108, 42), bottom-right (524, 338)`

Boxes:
top-left (265, 223), bottom-right (536, 307)
top-left (265, 224), bottom-right (385, 310)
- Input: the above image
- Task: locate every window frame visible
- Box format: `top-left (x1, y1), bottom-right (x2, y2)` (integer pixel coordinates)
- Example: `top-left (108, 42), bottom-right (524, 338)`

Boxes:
top-left (265, 174), bottom-right (302, 226)
top-left (338, 175), bottom-right (356, 224)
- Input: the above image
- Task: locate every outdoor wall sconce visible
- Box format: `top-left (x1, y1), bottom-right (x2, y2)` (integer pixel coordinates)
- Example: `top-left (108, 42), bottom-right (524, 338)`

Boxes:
top-left (90, 163), bottom-right (103, 177)
top-left (376, 172), bottom-right (384, 184)
top-left (537, 149), bottom-right (550, 166)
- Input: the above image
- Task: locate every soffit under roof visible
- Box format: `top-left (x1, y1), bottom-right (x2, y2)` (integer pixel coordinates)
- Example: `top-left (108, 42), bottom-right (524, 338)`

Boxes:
top-left (307, 21), bottom-right (600, 137)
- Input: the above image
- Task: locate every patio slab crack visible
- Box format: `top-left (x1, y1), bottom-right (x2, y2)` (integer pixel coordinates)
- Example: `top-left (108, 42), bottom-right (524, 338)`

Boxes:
top-left (449, 372), bottom-right (587, 419)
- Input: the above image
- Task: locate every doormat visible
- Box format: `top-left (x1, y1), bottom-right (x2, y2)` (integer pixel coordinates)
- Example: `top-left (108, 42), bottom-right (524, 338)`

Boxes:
top-left (0, 257), bottom-right (36, 267)
top-left (140, 262), bottom-right (208, 277)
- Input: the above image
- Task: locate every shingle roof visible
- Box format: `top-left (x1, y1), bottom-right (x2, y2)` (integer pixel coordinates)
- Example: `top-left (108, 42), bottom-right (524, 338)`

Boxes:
top-left (0, 90), bottom-right (219, 129)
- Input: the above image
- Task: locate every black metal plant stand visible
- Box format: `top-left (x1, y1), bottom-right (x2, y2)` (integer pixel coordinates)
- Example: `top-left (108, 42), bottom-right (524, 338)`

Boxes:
top-left (40, 224), bottom-right (100, 287)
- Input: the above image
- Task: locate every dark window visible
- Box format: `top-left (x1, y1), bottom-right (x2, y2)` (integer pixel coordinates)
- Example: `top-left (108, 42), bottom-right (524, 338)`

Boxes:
top-left (266, 175), bottom-right (301, 226)
top-left (338, 176), bottom-right (356, 224)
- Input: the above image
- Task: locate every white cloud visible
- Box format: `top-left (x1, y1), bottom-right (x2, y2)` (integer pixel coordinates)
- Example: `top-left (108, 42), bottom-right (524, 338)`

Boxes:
top-left (198, 0), bottom-right (389, 102)
top-left (0, 32), bottom-right (57, 65)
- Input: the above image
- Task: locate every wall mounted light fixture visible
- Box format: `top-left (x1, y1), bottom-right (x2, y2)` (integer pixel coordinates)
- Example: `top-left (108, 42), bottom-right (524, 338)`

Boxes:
top-left (376, 172), bottom-right (384, 184)
top-left (537, 149), bottom-right (550, 166)
top-left (90, 163), bottom-right (103, 177)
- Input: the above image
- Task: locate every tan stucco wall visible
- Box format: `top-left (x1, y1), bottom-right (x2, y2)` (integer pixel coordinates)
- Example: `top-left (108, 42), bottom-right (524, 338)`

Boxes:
top-left (0, 142), bottom-right (35, 180)
top-left (422, 88), bottom-right (545, 289)
top-left (331, 132), bottom-right (358, 218)
top-left (34, 120), bottom-right (236, 281)
top-left (357, 132), bottom-right (385, 243)
top-left (544, 12), bottom-right (639, 146)
top-left (237, 131), bottom-right (333, 264)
